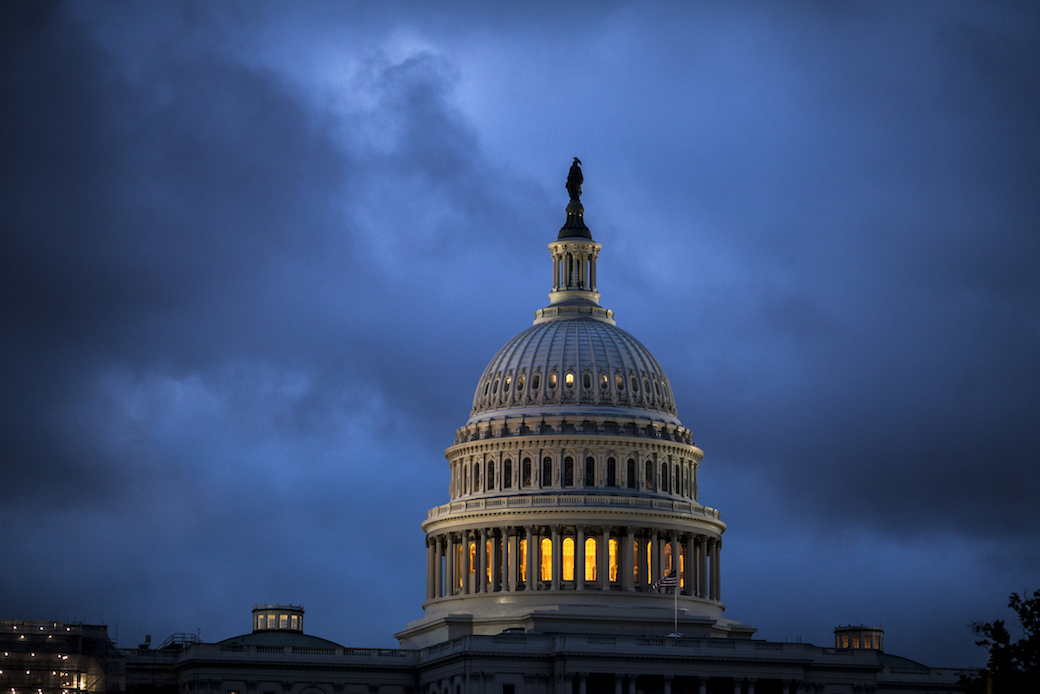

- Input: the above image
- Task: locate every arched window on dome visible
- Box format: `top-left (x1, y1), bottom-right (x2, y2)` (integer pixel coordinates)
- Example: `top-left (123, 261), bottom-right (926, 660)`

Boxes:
top-left (565, 371), bottom-right (574, 388)
top-left (583, 372), bottom-right (592, 389)
top-left (627, 458), bottom-right (636, 489)
top-left (531, 372), bottom-right (540, 391)
top-left (585, 537), bottom-right (597, 581)
top-left (661, 462), bottom-right (669, 493)
top-left (541, 457), bottom-right (553, 487)
top-left (522, 458), bottom-right (532, 487)
top-left (616, 373), bottom-right (624, 391)
top-left (464, 465), bottom-right (470, 494)
top-left (585, 456), bottom-right (596, 487)
top-left (631, 375), bottom-right (639, 392)
top-left (600, 373), bottom-right (609, 390)
top-left (607, 457), bottom-right (617, 487)
top-left (517, 373), bottom-right (525, 391)
top-left (645, 460), bottom-right (654, 490)
top-left (540, 537), bottom-right (552, 582)
top-left (504, 459), bottom-right (513, 489)
top-left (548, 372), bottom-right (558, 389)
top-left (563, 456), bottom-right (574, 486)
top-left (473, 462), bottom-right (481, 492)
top-left (562, 537), bottom-right (575, 581)
top-left (487, 460), bottom-right (495, 490)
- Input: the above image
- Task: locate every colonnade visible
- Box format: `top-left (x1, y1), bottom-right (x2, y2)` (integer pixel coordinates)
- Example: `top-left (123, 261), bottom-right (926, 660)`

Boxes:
top-left (425, 525), bottom-right (721, 602)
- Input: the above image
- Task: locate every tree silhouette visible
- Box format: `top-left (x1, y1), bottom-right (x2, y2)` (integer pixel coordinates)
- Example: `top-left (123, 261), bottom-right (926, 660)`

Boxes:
top-left (962, 589), bottom-right (1040, 693)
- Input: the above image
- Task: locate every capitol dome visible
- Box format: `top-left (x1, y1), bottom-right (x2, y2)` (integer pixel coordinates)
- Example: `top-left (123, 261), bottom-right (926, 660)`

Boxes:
top-left (397, 160), bottom-right (747, 649)
top-left (469, 317), bottom-right (679, 424)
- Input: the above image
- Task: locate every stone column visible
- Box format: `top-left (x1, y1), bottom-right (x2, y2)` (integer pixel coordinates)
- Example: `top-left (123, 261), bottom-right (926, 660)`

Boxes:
top-left (477, 528), bottom-right (487, 594)
top-left (713, 539), bottom-right (722, 602)
top-left (732, 677), bottom-right (742, 694)
top-left (684, 534), bottom-right (696, 596)
top-left (461, 530), bottom-right (471, 594)
top-left (627, 675), bottom-right (637, 694)
top-left (699, 537), bottom-right (709, 599)
top-left (746, 678), bottom-right (755, 694)
top-left (613, 675), bottom-right (622, 694)
top-left (599, 526), bottom-right (610, 589)
top-left (490, 528), bottom-right (500, 592)
top-left (578, 674), bottom-right (587, 694)
top-left (623, 527), bottom-right (635, 591)
top-left (525, 526), bottom-right (536, 591)
top-left (504, 528), bottom-right (514, 592)
top-left (699, 677), bottom-right (708, 694)
top-left (781, 680), bottom-right (790, 694)
top-left (434, 535), bottom-right (443, 598)
top-left (663, 676), bottom-right (672, 694)
top-left (446, 533), bottom-right (456, 596)
top-left (551, 525), bottom-right (561, 590)
top-left (576, 525), bottom-right (586, 590)
top-left (426, 537), bottom-right (435, 600)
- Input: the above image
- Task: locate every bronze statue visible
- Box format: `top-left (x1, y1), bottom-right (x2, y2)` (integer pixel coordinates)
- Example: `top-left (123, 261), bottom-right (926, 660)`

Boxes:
top-left (566, 157), bottom-right (583, 201)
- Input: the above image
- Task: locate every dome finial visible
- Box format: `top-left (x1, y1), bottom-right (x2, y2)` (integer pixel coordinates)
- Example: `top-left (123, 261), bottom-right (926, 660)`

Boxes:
top-left (560, 157), bottom-right (591, 239)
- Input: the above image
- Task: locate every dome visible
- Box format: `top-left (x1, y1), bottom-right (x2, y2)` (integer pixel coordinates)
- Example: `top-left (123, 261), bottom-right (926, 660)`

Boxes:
top-left (469, 316), bottom-right (679, 424)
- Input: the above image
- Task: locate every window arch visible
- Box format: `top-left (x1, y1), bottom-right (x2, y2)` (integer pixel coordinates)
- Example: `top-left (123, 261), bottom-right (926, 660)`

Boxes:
top-left (473, 462), bottom-right (481, 491)
top-left (531, 372), bottom-right (540, 391)
top-left (542, 457), bottom-right (553, 487)
top-left (540, 538), bottom-right (552, 581)
top-left (487, 460), bottom-right (495, 490)
top-left (661, 462), bottom-right (669, 493)
top-left (504, 459), bottom-right (513, 489)
top-left (585, 537), bottom-right (597, 581)
top-left (522, 457), bottom-right (532, 487)
top-left (583, 372), bottom-right (592, 389)
top-left (563, 456), bottom-right (574, 486)
top-left (606, 457), bottom-right (617, 487)
top-left (585, 456), bottom-right (596, 487)
top-left (645, 460), bottom-right (654, 490)
top-left (626, 458), bottom-right (636, 489)
top-left (562, 537), bottom-right (575, 581)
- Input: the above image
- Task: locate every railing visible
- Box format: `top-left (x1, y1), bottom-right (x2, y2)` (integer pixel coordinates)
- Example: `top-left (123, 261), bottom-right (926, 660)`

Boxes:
top-left (428, 494), bottom-right (721, 520)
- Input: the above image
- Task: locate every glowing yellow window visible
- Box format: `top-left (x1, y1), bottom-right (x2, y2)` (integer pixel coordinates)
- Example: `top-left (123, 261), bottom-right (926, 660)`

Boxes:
top-left (565, 372), bottom-right (574, 387)
top-left (632, 540), bottom-right (640, 583)
top-left (664, 543), bottom-right (672, 574)
top-left (486, 541), bottom-right (493, 582)
top-left (562, 537), bottom-right (575, 581)
top-left (519, 539), bottom-right (527, 582)
top-left (646, 542), bottom-right (652, 583)
top-left (279, 614), bottom-right (288, 629)
top-left (469, 542), bottom-right (476, 573)
top-left (608, 538), bottom-right (619, 582)
top-left (679, 548), bottom-right (685, 588)
top-left (540, 537), bottom-right (552, 581)
top-left (852, 635), bottom-right (860, 648)
top-left (585, 538), bottom-right (597, 581)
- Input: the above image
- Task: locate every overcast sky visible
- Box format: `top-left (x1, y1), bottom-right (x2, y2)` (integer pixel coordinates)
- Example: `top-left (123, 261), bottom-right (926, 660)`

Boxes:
top-left (3, 0), bottom-right (1038, 668)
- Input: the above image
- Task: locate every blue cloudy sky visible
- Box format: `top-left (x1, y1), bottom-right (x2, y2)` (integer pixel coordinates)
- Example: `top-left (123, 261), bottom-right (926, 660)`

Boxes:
top-left (2, 0), bottom-right (1038, 668)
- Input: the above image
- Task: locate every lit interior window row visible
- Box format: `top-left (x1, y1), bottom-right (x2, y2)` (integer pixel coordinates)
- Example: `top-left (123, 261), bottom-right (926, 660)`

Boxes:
top-left (450, 452), bottom-right (697, 500)
top-left (477, 366), bottom-right (674, 412)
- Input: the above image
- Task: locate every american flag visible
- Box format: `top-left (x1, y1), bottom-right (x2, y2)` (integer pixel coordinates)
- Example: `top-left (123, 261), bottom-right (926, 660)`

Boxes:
top-left (652, 570), bottom-right (678, 591)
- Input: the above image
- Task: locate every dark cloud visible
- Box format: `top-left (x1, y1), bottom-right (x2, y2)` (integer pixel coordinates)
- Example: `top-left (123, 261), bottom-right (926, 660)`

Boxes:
top-left (2, 0), bottom-right (1037, 669)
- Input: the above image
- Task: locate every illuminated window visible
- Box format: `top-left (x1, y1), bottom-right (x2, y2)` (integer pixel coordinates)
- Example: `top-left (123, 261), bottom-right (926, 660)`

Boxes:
top-left (267, 615), bottom-right (276, 629)
top-left (664, 543), bottom-right (672, 574)
top-left (540, 538), bottom-right (552, 581)
top-left (279, 614), bottom-right (288, 629)
top-left (504, 459), bottom-right (513, 488)
top-left (679, 547), bottom-right (685, 588)
top-left (585, 457), bottom-right (595, 486)
top-left (563, 457), bottom-right (574, 486)
top-left (504, 375), bottom-right (511, 392)
top-left (646, 542), bottom-right (652, 583)
top-left (487, 461), bottom-right (495, 490)
top-left (457, 544), bottom-right (463, 588)
top-left (542, 457), bottom-right (553, 487)
top-left (469, 542), bottom-right (476, 573)
top-left (548, 372), bottom-right (557, 389)
top-left (616, 373), bottom-right (624, 391)
top-left (522, 458), bottom-right (532, 487)
top-left (852, 635), bottom-right (860, 648)
top-left (608, 539), bottom-right (619, 582)
top-left (519, 539), bottom-right (527, 583)
top-left (290, 615), bottom-right (299, 630)
top-left (632, 540), bottom-right (641, 584)
top-left (607, 457), bottom-right (616, 487)
top-left (841, 635), bottom-right (849, 648)
top-left (565, 372), bottom-right (574, 388)
top-left (487, 541), bottom-right (493, 582)
top-left (562, 537), bottom-right (575, 581)
top-left (517, 374), bottom-right (525, 391)
top-left (626, 458), bottom-right (636, 489)
top-left (585, 538), bottom-right (597, 581)
top-left (600, 373), bottom-right (608, 389)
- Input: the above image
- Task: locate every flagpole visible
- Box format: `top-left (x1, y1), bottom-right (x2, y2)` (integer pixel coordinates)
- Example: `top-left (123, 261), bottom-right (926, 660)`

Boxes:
top-left (673, 578), bottom-right (678, 635)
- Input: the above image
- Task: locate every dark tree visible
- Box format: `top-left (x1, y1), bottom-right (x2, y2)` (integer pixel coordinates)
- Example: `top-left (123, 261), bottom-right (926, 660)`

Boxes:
top-left (962, 589), bottom-right (1040, 693)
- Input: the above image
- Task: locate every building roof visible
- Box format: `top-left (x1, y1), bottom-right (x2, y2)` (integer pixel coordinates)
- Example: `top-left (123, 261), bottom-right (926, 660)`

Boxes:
top-left (217, 631), bottom-right (343, 649)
